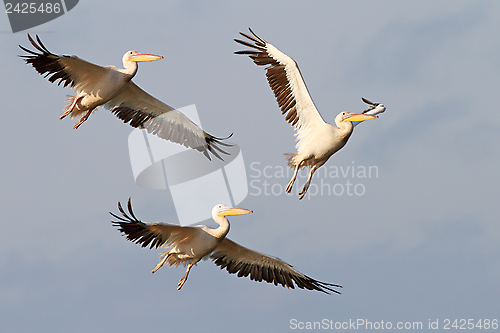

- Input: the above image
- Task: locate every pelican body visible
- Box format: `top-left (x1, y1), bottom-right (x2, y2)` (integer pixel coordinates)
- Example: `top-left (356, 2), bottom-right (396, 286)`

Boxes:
top-left (20, 34), bottom-right (163, 129)
top-left (19, 35), bottom-right (230, 160)
top-left (285, 111), bottom-right (378, 199)
top-left (59, 50), bottom-right (161, 128)
top-left (235, 29), bottom-right (385, 199)
top-left (111, 198), bottom-right (341, 294)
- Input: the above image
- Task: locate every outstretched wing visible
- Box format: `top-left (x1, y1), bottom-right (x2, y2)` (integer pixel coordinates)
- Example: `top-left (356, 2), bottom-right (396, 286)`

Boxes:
top-left (211, 238), bottom-right (341, 294)
top-left (105, 82), bottom-right (231, 160)
top-left (110, 198), bottom-right (198, 250)
top-left (19, 34), bottom-right (109, 92)
top-left (235, 28), bottom-right (325, 132)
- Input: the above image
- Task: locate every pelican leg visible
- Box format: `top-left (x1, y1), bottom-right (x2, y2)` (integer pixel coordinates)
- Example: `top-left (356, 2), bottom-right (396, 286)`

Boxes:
top-left (177, 263), bottom-right (194, 290)
top-left (286, 162), bottom-right (303, 193)
top-left (299, 165), bottom-right (318, 200)
top-left (151, 252), bottom-right (171, 274)
top-left (60, 96), bottom-right (82, 120)
top-left (73, 108), bottom-right (93, 129)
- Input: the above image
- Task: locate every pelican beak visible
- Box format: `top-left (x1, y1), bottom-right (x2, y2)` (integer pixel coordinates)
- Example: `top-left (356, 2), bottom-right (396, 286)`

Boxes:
top-left (129, 53), bottom-right (164, 62)
top-left (341, 113), bottom-right (378, 122)
top-left (218, 206), bottom-right (253, 217)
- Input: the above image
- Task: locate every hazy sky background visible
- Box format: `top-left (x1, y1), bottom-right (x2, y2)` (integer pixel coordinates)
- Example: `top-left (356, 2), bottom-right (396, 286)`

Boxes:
top-left (1, 1), bottom-right (499, 332)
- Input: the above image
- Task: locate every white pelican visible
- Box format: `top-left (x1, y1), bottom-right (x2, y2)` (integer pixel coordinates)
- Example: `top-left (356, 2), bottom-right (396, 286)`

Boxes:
top-left (111, 198), bottom-right (341, 294)
top-left (19, 34), bottom-right (230, 160)
top-left (235, 29), bottom-right (385, 199)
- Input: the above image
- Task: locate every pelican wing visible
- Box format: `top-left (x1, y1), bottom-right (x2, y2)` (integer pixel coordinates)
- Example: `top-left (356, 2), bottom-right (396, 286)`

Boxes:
top-left (19, 34), bottom-right (109, 92)
top-left (111, 198), bottom-right (198, 249)
top-left (210, 238), bottom-right (341, 294)
top-left (105, 81), bottom-right (231, 160)
top-left (235, 28), bottom-right (325, 131)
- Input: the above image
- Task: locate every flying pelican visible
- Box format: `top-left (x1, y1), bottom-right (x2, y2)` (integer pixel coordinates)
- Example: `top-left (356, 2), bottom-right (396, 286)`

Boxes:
top-left (111, 198), bottom-right (341, 294)
top-left (19, 34), bottom-right (230, 160)
top-left (235, 29), bottom-right (385, 199)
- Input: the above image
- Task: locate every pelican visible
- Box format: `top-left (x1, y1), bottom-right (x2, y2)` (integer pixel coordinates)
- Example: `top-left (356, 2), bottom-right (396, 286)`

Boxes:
top-left (235, 29), bottom-right (385, 199)
top-left (111, 198), bottom-right (341, 294)
top-left (19, 34), bottom-right (230, 160)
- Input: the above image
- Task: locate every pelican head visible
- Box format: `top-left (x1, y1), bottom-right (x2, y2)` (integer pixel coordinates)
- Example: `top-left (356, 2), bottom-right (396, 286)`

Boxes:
top-left (123, 50), bottom-right (164, 63)
top-left (338, 111), bottom-right (378, 123)
top-left (214, 204), bottom-right (253, 217)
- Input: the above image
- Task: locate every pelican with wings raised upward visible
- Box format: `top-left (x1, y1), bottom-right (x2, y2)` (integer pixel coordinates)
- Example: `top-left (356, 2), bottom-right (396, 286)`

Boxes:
top-left (111, 198), bottom-right (341, 294)
top-left (19, 34), bottom-right (230, 160)
top-left (235, 29), bottom-right (385, 199)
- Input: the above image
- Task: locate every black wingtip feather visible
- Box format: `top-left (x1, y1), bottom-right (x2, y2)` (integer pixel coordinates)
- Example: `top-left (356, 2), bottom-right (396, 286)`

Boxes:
top-left (20, 34), bottom-right (76, 88)
top-left (205, 133), bottom-right (234, 161)
top-left (111, 198), bottom-right (168, 250)
top-left (111, 105), bottom-right (232, 161)
top-left (212, 253), bottom-right (341, 294)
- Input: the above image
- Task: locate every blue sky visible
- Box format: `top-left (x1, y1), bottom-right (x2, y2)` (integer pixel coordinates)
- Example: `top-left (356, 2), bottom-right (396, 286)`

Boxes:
top-left (1, 1), bottom-right (499, 332)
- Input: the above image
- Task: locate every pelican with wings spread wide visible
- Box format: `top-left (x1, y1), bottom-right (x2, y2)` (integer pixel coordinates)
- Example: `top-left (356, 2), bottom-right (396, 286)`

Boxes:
top-left (19, 34), bottom-right (230, 160)
top-left (235, 29), bottom-right (386, 198)
top-left (111, 198), bottom-right (341, 294)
